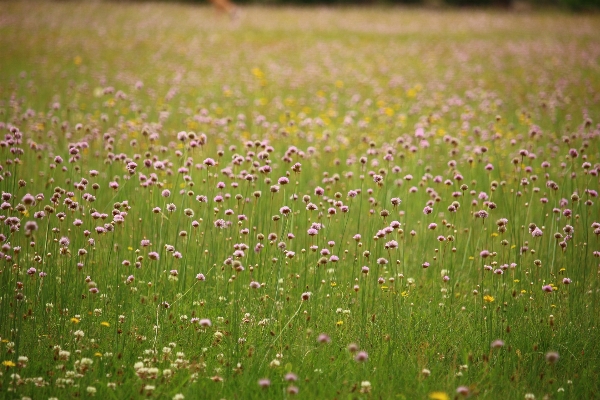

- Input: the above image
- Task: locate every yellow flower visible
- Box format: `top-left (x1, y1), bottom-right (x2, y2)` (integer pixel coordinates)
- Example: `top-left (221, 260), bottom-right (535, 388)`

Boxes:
top-left (94, 352), bottom-right (103, 357)
top-left (483, 295), bottom-right (495, 303)
top-left (330, 282), bottom-right (337, 287)
top-left (336, 321), bottom-right (344, 326)
top-left (100, 322), bottom-right (110, 327)
top-left (71, 318), bottom-right (80, 324)
top-left (429, 392), bottom-right (449, 400)
top-left (2, 360), bottom-right (16, 367)
top-left (514, 279), bottom-right (520, 283)
top-left (401, 291), bottom-right (409, 297)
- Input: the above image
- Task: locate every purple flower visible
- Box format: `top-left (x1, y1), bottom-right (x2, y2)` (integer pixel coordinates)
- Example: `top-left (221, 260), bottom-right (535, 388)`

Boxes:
top-left (490, 339), bottom-right (505, 349)
top-left (317, 333), bottom-right (331, 344)
top-left (196, 273), bottom-right (206, 281)
top-left (542, 285), bottom-right (553, 292)
top-left (249, 281), bottom-right (260, 289)
top-left (354, 351), bottom-right (368, 362)
top-left (258, 379), bottom-right (271, 388)
top-left (284, 373), bottom-right (297, 382)
top-left (148, 252), bottom-right (159, 260)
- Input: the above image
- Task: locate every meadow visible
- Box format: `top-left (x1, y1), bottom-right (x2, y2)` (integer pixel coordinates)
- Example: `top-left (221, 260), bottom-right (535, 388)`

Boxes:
top-left (1, 2), bottom-right (600, 399)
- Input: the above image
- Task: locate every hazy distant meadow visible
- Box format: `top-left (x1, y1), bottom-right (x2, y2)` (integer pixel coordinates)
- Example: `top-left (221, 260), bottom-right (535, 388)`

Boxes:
top-left (1, 3), bottom-right (599, 399)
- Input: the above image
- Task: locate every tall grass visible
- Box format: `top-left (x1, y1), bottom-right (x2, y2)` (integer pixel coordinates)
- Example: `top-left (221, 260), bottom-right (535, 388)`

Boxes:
top-left (0, 3), bottom-right (599, 399)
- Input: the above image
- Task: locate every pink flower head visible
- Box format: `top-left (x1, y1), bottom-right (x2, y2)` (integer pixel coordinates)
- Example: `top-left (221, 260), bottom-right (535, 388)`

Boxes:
top-left (317, 333), bottom-right (331, 344)
top-left (258, 379), bottom-right (271, 388)
top-left (354, 351), bottom-right (368, 362)
top-left (542, 285), bottom-right (553, 292)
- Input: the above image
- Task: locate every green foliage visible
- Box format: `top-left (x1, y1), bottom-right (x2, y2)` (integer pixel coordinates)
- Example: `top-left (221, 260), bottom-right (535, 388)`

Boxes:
top-left (0, 3), bottom-right (599, 399)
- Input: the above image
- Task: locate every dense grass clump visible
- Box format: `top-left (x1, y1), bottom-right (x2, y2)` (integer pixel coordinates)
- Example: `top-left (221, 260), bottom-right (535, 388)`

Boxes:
top-left (0, 3), bottom-right (599, 399)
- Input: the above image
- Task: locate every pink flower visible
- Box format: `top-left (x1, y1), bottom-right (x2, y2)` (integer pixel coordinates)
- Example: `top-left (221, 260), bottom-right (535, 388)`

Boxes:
top-left (317, 333), bottom-right (331, 344)
top-left (542, 285), bottom-right (553, 292)
top-left (258, 379), bottom-right (271, 388)
top-left (354, 351), bottom-right (368, 362)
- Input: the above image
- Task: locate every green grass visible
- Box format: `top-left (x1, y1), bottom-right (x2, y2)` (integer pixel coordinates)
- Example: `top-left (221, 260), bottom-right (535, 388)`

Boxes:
top-left (1, 2), bottom-right (599, 399)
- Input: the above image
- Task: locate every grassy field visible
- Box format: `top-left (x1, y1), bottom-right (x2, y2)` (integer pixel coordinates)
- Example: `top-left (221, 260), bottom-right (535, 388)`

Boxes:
top-left (1, 2), bottom-right (600, 399)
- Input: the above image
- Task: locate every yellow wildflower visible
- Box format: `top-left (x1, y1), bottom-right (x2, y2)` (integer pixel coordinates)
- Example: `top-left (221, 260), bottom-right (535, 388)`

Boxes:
top-left (100, 322), bottom-right (110, 327)
top-left (429, 392), bottom-right (449, 400)
top-left (483, 295), bottom-right (495, 303)
top-left (2, 360), bottom-right (16, 367)
top-left (71, 318), bottom-right (80, 324)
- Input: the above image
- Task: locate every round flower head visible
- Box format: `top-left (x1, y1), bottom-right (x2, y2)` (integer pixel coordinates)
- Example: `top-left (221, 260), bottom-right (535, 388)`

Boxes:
top-left (317, 333), bottom-right (331, 344)
top-left (490, 339), bottom-right (505, 349)
top-left (258, 378), bottom-right (270, 388)
top-left (545, 351), bottom-right (559, 364)
top-left (354, 351), bottom-right (368, 362)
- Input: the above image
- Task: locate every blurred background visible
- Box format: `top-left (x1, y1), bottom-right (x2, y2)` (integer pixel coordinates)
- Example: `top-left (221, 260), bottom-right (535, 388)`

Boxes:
top-left (119, 0), bottom-right (599, 12)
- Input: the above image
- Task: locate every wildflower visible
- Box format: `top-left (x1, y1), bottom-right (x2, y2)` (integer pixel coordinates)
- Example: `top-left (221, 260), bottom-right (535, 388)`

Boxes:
top-left (196, 273), bottom-right (206, 281)
top-left (490, 339), bottom-right (505, 349)
top-left (483, 295), bottom-right (494, 303)
top-left (2, 360), bottom-right (16, 367)
top-left (199, 319), bottom-right (212, 327)
top-left (285, 372), bottom-right (298, 382)
top-left (456, 386), bottom-right (469, 396)
top-left (258, 378), bottom-right (271, 388)
top-left (545, 351), bottom-right (559, 364)
top-left (317, 333), bottom-right (331, 344)
top-left (429, 392), bottom-right (449, 400)
top-left (542, 285), bottom-right (553, 292)
top-left (354, 351), bottom-right (368, 362)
